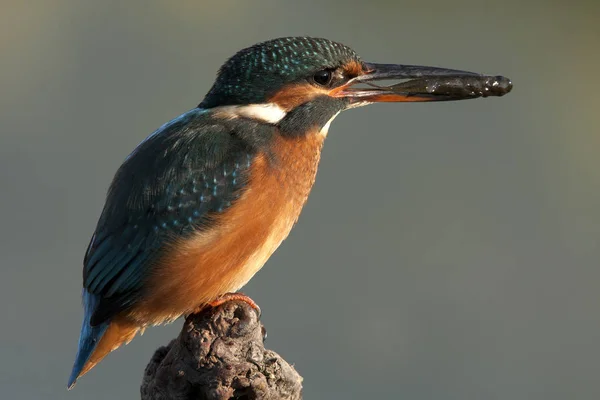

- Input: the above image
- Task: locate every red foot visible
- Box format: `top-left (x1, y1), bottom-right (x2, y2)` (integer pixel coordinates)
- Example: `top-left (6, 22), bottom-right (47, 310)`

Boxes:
top-left (193, 292), bottom-right (261, 317)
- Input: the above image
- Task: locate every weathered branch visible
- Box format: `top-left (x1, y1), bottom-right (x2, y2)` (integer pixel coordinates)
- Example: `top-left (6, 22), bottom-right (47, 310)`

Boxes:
top-left (141, 300), bottom-right (303, 400)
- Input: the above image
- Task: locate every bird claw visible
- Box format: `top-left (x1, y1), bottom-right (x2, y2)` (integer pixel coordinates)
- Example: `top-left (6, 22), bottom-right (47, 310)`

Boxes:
top-left (192, 292), bottom-right (262, 319)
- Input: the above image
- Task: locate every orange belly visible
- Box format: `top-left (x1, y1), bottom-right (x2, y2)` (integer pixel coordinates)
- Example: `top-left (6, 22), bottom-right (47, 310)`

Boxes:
top-left (129, 132), bottom-right (325, 325)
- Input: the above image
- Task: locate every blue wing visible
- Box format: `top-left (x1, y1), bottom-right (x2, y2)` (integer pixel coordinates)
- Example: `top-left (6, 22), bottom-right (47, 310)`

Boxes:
top-left (82, 109), bottom-right (258, 326)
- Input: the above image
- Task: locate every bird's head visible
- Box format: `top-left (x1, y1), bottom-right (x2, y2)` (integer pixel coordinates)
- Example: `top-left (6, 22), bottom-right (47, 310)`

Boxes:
top-left (199, 37), bottom-right (512, 136)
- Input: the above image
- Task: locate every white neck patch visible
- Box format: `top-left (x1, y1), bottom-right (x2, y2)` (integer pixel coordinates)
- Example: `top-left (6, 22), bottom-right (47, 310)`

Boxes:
top-left (216, 103), bottom-right (287, 124)
top-left (214, 103), bottom-right (342, 137)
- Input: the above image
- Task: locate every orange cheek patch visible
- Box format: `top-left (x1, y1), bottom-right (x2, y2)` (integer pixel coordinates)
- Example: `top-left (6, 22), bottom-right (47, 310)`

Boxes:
top-left (268, 84), bottom-right (328, 111)
top-left (268, 61), bottom-right (365, 111)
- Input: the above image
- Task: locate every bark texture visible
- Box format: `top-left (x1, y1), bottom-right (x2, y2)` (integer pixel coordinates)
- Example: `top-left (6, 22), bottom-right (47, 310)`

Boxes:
top-left (141, 300), bottom-right (302, 400)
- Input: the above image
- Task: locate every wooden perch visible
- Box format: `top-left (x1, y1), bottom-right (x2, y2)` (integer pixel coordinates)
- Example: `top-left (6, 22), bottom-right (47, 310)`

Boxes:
top-left (140, 300), bottom-right (303, 400)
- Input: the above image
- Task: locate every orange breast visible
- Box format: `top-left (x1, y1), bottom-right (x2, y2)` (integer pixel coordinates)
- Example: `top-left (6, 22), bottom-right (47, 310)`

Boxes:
top-left (129, 132), bottom-right (325, 325)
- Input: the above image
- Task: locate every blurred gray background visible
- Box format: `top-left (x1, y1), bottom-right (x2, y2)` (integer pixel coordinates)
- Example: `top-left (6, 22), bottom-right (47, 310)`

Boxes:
top-left (1, 0), bottom-right (599, 399)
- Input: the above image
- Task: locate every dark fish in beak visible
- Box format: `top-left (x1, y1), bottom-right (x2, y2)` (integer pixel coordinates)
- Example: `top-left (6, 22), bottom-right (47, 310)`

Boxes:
top-left (332, 62), bottom-right (513, 103)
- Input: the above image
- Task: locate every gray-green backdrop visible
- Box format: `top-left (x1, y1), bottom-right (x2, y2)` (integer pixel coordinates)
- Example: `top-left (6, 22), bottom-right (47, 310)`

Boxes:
top-left (1, 1), bottom-right (599, 399)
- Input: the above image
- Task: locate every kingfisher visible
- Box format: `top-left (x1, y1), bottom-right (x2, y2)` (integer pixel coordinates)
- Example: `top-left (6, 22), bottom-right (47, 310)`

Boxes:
top-left (68, 36), bottom-right (511, 389)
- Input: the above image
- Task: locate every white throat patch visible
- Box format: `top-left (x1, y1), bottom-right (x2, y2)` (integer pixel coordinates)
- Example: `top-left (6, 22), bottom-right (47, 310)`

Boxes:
top-left (319, 111), bottom-right (341, 137)
top-left (216, 103), bottom-right (287, 124)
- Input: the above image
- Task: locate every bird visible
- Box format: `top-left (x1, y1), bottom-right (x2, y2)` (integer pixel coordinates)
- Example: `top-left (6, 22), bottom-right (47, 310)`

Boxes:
top-left (68, 36), bottom-right (512, 389)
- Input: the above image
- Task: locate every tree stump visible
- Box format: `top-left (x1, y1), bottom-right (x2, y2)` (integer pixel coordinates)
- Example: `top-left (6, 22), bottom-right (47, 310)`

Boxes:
top-left (140, 300), bottom-right (303, 400)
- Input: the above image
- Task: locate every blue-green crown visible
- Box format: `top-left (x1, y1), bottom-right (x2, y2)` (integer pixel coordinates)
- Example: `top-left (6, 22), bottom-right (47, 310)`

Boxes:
top-left (199, 37), bottom-right (360, 108)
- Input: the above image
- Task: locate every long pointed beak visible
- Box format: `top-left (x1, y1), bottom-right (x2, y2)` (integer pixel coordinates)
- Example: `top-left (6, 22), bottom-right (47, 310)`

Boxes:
top-left (331, 62), bottom-right (512, 103)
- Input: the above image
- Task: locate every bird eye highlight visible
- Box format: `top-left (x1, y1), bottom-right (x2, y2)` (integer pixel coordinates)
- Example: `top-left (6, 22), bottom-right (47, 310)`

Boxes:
top-left (313, 70), bottom-right (333, 86)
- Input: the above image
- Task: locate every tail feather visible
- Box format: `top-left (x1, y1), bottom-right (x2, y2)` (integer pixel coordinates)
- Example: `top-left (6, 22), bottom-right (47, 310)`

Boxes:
top-left (68, 291), bottom-right (108, 389)
top-left (68, 291), bottom-right (138, 389)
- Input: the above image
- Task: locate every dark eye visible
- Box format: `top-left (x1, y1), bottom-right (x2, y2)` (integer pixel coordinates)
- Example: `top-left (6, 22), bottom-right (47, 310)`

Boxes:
top-left (313, 70), bottom-right (332, 86)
